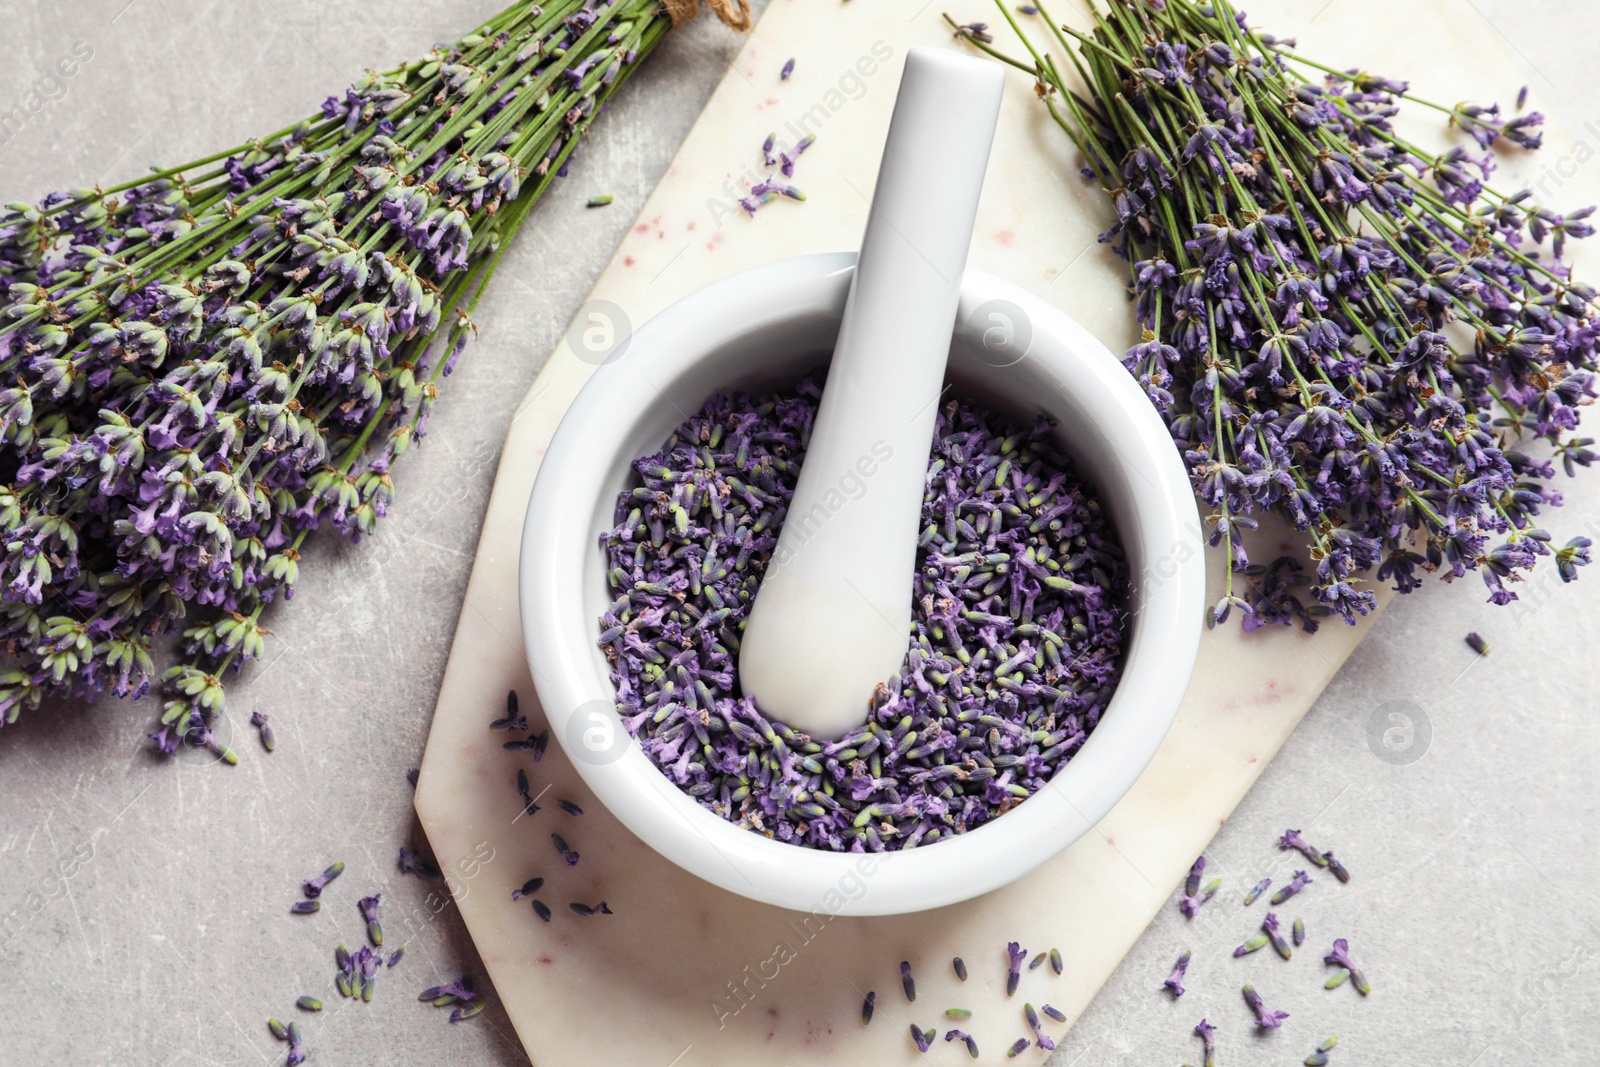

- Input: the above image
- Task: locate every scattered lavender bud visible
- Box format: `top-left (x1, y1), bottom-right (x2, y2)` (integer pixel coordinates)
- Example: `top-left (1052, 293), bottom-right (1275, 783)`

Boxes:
top-left (286, 1022), bottom-right (307, 1066)
top-left (945, 1008), bottom-right (972, 1019)
top-left (953, 958), bottom-right (968, 981)
top-left (909, 1024), bottom-right (933, 1053)
top-left (861, 991), bottom-right (876, 1025)
top-left (1293, 919), bottom-right (1306, 947)
top-left (1049, 948), bottom-right (1063, 975)
top-left (387, 948), bottom-right (404, 967)
top-left (558, 799), bottom-right (584, 816)
top-left (303, 861), bottom-right (344, 898)
top-left (586, 195), bottom-right (614, 208)
top-left (1322, 852), bottom-right (1351, 883)
top-left (512, 877), bottom-right (545, 901)
top-left (570, 902), bottom-right (595, 916)
top-left (1324, 939), bottom-right (1371, 995)
top-left (419, 974), bottom-right (475, 1005)
top-left (290, 900), bottom-right (321, 915)
top-left (1271, 870), bottom-right (1312, 905)
top-left (1465, 631), bottom-right (1489, 655)
top-left (1006, 942), bottom-right (1026, 996)
top-left (552, 834), bottom-right (579, 867)
top-left (1278, 829), bottom-right (1328, 867)
top-left (761, 132), bottom-right (777, 168)
top-left (1164, 950), bottom-right (1191, 997)
top-left (1025, 1001), bottom-right (1055, 1050)
top-left (532, 729), bottom-right (550, 762)
top-left (1195, 1019), bottom-right (1218, 1067)
top-left (531, 899), bottom-right (552, 923)
top-left (1263, 912), bottom-right (1293, 960)
top-left (251, 712), bottom-right (275, 752)
top-left (296, 997), bottom-right (322, 1012)
top-left (1234, 934), bottom-right (1269, 956)
top-left (944, 1029), bottom-right (980, 1058)
top-left (267, 1018), bottom-right (288, 1040)
top-left (901, 960), bottom-right (917, 1002)
top-left (1516, 85), bottom-right (1529, 110)
top-left (954, 21), bottom-right (994, 44)
top-left (1180, 857), bottom-right (1219, 918)
top-left (1005, 1037), bottom-right (1029, 1058)
top-left (491, 691), bottom-right (527, 732)
top-left (399, 846), bottom-right (441, 880)
top-left (1243, 984), bottom-right (1289, 1028)
top-left (1305, 1034), bottom-right (1340, 1064)
top-left (1028, 951), bottom-right (1047, 971)
top-left (451, 1000), bottom-right (487, 1022)
top-left (517, 770), bottom-right (541, 816)
top-left (1018, 3), bottom-right (1039, 12)
top-left (406, 768), bottom-right (419, 788)
top-left (359, 894), bottom-right (383, 947)
top-left (1244, 877), bottom-right (1271, 906)
top-left (1041, 1004), bottom-right (1067, 1023)
top-left (780, 58), bottom-right (795, 80)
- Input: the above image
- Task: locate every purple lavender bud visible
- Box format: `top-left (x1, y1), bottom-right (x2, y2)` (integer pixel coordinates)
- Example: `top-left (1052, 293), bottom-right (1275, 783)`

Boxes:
top-left (1180, 855), bottom-right (1220, 918)
top-left (398, 846), bottom-right (441, 880)
top-left (450, 1000), bottom-right (486, 1022)
top-left (909, 1024), bottom-right (933, 1053)
top-left (944, 1029), bottom-right (979, 1058)
top-left (268, 1018), bottom-right (288, 1040)
top-left (1243, 983), bottom-right (1289, 1028)
top-left (303, 861), bottom-right (345, 898)
top-left (1049, 948), bottom-right (1063, 975)
top-left (569, 903), bottom-right (595, 916)
top-left (952, 957), bottom-right (967, 981)
top-left (861, 991), bottom-right (875, 1025)
top-left (1018, 3), bottom-right (1039, 12)
top-left (1041, 1004), bottom-right (1066, 1022)
top-left (901, 960), bottom-right (916, 1002)
top-left (1006, 942), bottom-right (1026, 996)
top-left (1235, 934), bottom-right (1269, 956)
top-left (1244, 877), bottom-right (1271, 906)
top-left (552, 833), bottom-right (579, 867)
top-left (1005, 1037), bottom-right (1029, 1058)
top-left (1263, 912), bottom-right (1293, 959)
top-left (1163, 950), bottom-right (1191, 996)
top-left (1322, 852), bottom-right (1351, 883)
top-left (1293, 918), bottom-right (1306, 947)
top-left (359, 894), bottom-right (383, 947)
top-left (1516, 85), bottom-right (1529, 110)
top-left (286, 1021), bottom-right (306, 1066)
top-left (780, 58), bottom-right (795, 81)
top-left (531, 899), bottom-right (552, 923)
top-left (290, 901), bottom-right (321, 915)
top-left (1194, 1019), bottom-right (1217, 1067)
top-left (1271, 871), bottom-right (1312, 905)
top-left (1324, 938), bottom-right (1370, 995)
top-left (558, 799), bottom-right (583, 816)
top-left (296, 996), bottom-right (322, 1012)
top-left (1278, 829), bottom-right (1327, 866)
top-left (387, 948), bottom-right (404, 967)
top-left (512, 877), bottom-right (544, 901)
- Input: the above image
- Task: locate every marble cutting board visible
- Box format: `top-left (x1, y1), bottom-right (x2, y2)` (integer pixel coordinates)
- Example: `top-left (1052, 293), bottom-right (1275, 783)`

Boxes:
top-left (413, 2), bottom-right (1581, 1063)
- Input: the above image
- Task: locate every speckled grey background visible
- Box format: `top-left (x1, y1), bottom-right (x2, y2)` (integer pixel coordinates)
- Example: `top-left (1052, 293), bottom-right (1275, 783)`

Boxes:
top-left (0, 2), bottom-right (1596, 1065)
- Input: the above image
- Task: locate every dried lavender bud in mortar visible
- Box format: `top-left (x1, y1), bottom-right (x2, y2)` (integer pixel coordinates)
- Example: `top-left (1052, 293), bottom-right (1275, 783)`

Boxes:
top-left (901, 961), bottom-right (916, 1002)
top-left (570, 903), bottom-right (596, 917)
top-left (944, 1029), bottom-right (979, 1058)
top-left (1263, 912), bottom-right (1293, 960)
top-left (531, 900), bottom-right (552, 923)
top-left (598, 384), bottom-right (1129, 851)
top-left (517, 770), bottom-right (540, 816)
top-left (1194, 1019), bottom-right (1217, 1067)
top-left (1163, 950), bottom-right (1191, 997)
top-left (290, 901), bottom-right (320, 915)
top-left (1279, 830), bottom-right (1328, 867)
top-left (399, 846), bottom-right (441, 880)
top-left (1293, 918), bottom-right (1307, 947)
top-left (1322, 852), bottom-right (1351, 883)
top-left (558, 800), bottom-right (584, 816)
top-left (1006, 942), bottom-right (1026, 996)
top-left (1272, 871), bottom-right (1313, 905)
top-left (909, 1025), bottom-right (933, 1053)
top-left (359, 894), bottom-right (383, 947)
top-left (953, 958), bottom-right (967, 981)
top-left (303, 862), bottom-right (344, 898)
top-left (552, 834), bottom-right (579, 867)
top-left (1466, 632), bottom-right (1490, 656)
top-left (513, 877), bottom-right (545, 901)
top-left (532, 730), bottom-right (550, 761)
top-left (1180, 857), bottom-right (1219, 918)
top-left (1244, 877), bottom-right (1271, 906)
top-left (1041, 1004), bottom-right (1067, 1023)
top-left (1005, 1037), bottom-right (1029, 1058)
top-left (1243, 984), bottom-right (1289, 1028)
top-left (296, 997), bottom-right (322, 1012)
top-left (1324, 939), bottom-right (1371, 995)
top-left (1049, 948), bottom-right (1063, 975)
top-left (861, 991), bottom-right (876, 1025)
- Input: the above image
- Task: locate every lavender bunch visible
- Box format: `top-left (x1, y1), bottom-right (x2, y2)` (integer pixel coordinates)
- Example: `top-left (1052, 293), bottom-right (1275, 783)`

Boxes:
top-left (956, 0), bottom-right (1597, 628)
top-left (0, 0), bottom-right (748, 746)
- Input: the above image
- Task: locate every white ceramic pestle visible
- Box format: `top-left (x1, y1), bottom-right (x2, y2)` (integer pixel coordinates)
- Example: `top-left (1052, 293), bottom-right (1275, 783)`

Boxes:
top-left (737, 48), bottom-right (1005, 739)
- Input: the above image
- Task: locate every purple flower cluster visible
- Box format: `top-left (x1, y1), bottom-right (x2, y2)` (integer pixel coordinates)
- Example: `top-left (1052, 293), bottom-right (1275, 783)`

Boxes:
top-left (598, 381), bottom-right (1129, 852)
top-left (0, 0), bottom-right (688, 746)
top-left (972, 0), bottom-right (1597, 629)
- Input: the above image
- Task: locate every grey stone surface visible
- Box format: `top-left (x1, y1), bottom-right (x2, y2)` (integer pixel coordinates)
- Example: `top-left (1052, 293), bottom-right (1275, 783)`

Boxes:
top-left (0, 1), bottom-right (1596, 1065)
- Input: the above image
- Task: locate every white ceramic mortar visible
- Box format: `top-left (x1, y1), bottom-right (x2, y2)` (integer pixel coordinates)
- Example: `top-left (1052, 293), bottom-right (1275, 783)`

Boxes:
top-left (519, 252), bottom-right (1205, 915)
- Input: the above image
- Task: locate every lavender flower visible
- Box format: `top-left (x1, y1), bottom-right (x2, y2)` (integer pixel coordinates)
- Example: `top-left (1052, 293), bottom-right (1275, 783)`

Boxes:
top-left (1243, 984), bottom-right (1289, 1028)
top-left (944, 1029), bottom-right (979, 1058)
top-left (1272, 871), bottom-right (1313, 905)
top-left (1322, 852), bottom-right (1351, 884)
top-left (1244, 877), bottom-right (1271, 906)
top-left (286, 1021), bottom-right (307, 1066)
top-left (1278, 829), bottom-right (1328, 867)
top-left (568, 901), bottom-right (613, 916)
top-left (1024, 1002), bottom-right (1055, 1050)
top-left (1324, 938), bottom-right (1371, 995)
top-left (512, 877), bottom-right (544, 901)
top-left (1465, 632), bottom-right (1489, 656)
top-left (302, 862), bottom-right (344, 898)
top-left (398, 846), bottom-right (441, 880)
top-left (358, 894), bottom-right (383, 947)
top-left (964, 1), bottom-right (1600, 634)
top-left (551, 833), bottom-right (579, 867)
top-left (1180, 856), bottom-right (1220, 918)
top-left (251, 712), bottom-right (275, 752)
top-left (1049, 947), bottom-right (1063, 975)
top-left (1163, 949), bottom-right (1191, 997)
top-left (861, 991), bottom-right (875, 1025)
top-left (901, 960), bottom-right (917, 1002)
top-left (1194, 1020), bottom-right (1217, 1067)
top-left (1263, 912), bottom-right (1293, 960)
top-left (1293, 918), bottom-right (1306, 947)
top-left (1005, 1038), bottom-right (1029, 1058)
top-left (909, 1024), bottom-right (934, 1053)
top-left (290, 901), bottom-right (320, 915)
top-left (953, 958), bottom-right (967, 981)
top-left (1041, 1004), bottom-right (1067, 1022)
top-left (1006, 942), bottom-right (1027, 997)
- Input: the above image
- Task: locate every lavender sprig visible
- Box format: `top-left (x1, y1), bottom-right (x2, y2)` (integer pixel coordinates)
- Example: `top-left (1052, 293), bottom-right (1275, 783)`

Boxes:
top-left (959, 0), bottom-right (1600, 631)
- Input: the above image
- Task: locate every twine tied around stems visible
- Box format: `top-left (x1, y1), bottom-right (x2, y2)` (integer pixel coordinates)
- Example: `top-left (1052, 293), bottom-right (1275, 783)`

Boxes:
top-left (661, 0), bottom-right (753, 32)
